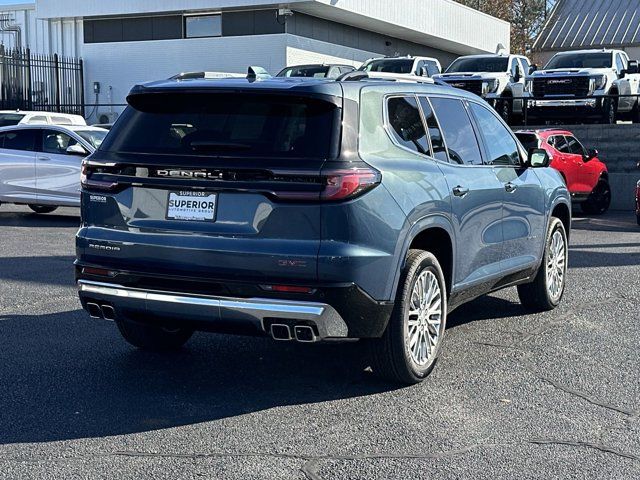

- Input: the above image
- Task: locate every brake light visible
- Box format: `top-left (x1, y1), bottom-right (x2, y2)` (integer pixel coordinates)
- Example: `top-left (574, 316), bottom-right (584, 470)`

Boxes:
top-left (81, 160), bottom-right (118, 191)
top-left (321, 167), bottom-right (381, 201)
top-left (260, 285), bottom-right (316, 294)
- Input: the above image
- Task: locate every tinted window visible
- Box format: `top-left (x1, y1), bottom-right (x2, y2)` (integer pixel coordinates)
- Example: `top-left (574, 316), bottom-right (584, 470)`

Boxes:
top-left (545, 52), bottom-right (612, 69)
top-left (277, 65), bottom-right (331, 78)
top-left (101, 93), bottom-right (340, 160)
top-left (615, 54), bottom-right (625, 72)
top-left (76, 130), bottom-right (107, 149)
top-left (429, 98), bottom-right (482, 165)
top-left (418, 97), bottom-right (447, 162)
top-left (565, 135), bottom-right (586, 156)
top-left (0, 113), bottom-right (25, 127)
top-left (42, 130), bottom-right (78, 154)
top-left (549, 135), bottom-right (569, 153)
top-left (185, 15), bottom-right (222, 38)
top-left (0, 129), bottom-right (35, 151)
top-left (425, 60), bottom-right (440, 76)
top-left (446, 57), bottom-right (509, 73)
top-left (387, 96), bottom-right (428, 155)
top-left (515, 133), bottom-right (539, 151)
top-left (361, 59), bottom-right (414, 74)
top-left (469, 103), bottom-right (520, 166)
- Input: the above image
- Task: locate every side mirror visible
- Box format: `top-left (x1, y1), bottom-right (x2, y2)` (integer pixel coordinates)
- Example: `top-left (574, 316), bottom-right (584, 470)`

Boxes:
top-left (620, 69), bottom-right (627, 79)
top-left (66, 144), bottom-right (88, 156)
top-left (585, 148), bottom-right (598, 161)
top-left (513, 66), bottom-right (522, 83)
top-left (529, 64), bottom-right (538, 74)
top-left (420, 66), bottom-right (428, 77)
top-left (527, 148), bottom-right (550, 168)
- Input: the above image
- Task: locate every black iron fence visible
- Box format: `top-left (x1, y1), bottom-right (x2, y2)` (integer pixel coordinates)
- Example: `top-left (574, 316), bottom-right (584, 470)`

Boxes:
top-left (0, 46), bottom-right (85, 116)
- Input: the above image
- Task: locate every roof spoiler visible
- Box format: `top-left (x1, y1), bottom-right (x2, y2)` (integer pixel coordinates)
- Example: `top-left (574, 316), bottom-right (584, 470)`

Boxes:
top-left (247, 66), bottom-right (272, 81)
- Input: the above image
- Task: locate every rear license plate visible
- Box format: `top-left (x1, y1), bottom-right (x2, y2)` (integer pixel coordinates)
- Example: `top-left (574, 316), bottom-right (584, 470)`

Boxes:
top-left (166, 191), bottom-right (217, 222)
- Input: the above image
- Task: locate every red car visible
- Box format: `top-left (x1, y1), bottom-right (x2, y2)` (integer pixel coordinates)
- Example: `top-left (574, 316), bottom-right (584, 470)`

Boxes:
top-left (515, 129), bottom-right (610, 214)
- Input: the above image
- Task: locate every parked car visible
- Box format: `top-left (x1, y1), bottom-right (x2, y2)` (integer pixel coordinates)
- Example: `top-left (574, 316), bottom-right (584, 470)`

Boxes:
top-left (515, 129), bottom-right (610, 214)
top-left (91, 123), bottom-right (113, 130)
top-left (0, 125), bottom-right (107, 213)
top-left (359, 56), bottom-right (442, 78)
top-left (77, 73), bottom-right (570, 384)
top-left (526, 49), bottom-right (640, 124)
top-left (434, 53), bottom-right (532, 124)
top-left (276, 64), bottom-right (355, 79)
top-left (0, 110), bottom-right (86, 127)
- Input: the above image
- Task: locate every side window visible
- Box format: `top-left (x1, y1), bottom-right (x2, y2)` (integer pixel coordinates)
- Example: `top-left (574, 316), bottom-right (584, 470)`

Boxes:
top-left (468, 102), bottom-right (520, 166)
top-left (0, 129), bottom-right (36, 151)
top-left (615, 54), bottom-right (626, 72)
top-left (510, 58), bottom-right (518, 77)
top-left (387, 96), bottom-right (429, 155)
top-left (550, 135), bottom-right (569, 153)
top-left (26, 115), bottom-right (48, 124)
top-left (415, 60), bottom-right (425, 76)
top-left (425, 60), bottom-right (440, 76)
top-left (519, 57), bottom-right (531, 74)
top-left (51, 116), bottom-right (73, 125)
top-left (418, 96), bottom-right (448, 162)
top-left (41, 130), bottom-right (78, 155)
top-left (564, 135), bottom-right (586, 156)
top-left (430, 97), bottom-right (483, 165)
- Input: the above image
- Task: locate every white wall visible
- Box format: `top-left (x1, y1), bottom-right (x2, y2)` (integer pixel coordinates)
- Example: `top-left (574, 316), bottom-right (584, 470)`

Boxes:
top-left (82, 34), bottom-right (287, 122)
top-left (285, 34), bottom-right (377, 68)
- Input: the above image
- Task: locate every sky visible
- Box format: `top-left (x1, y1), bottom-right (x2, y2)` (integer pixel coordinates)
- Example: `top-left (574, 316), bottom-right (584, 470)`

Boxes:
top-left (0, 0), bottom-right (32, 5)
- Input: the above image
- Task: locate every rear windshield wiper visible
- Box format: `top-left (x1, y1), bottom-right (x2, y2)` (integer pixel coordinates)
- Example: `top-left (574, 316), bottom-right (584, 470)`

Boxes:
top-left (189, 141), bottom-right (252, 151)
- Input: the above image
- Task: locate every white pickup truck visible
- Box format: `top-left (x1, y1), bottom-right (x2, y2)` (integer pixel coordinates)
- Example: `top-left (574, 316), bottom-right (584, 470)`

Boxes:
top-left (526, 49), bottom-right (640, 124)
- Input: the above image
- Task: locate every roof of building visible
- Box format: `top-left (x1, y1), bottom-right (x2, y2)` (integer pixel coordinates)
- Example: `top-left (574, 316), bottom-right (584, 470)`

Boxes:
top-left (534, 0), bottom-right (640, 52)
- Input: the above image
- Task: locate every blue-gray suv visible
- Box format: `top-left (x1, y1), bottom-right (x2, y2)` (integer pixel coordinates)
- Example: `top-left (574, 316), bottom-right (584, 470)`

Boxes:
top-left (76, 73), bottom-right (571, 384)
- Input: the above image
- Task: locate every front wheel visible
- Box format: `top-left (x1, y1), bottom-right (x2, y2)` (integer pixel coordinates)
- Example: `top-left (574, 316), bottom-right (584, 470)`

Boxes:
top-left (28, 204), bottom-right (58, 214)
top-left (498, 96), bottom-right (512, 124)
top-left (602, 97), bottom-right (617, 124)
top-left (581, 179), bottom-right (611, 215)
top-left (368, 250), bottom-right (447, 384)
top-left (517, 217), bottom-right (568, 312)
top-left (115, 316), bottom-right (194, 351)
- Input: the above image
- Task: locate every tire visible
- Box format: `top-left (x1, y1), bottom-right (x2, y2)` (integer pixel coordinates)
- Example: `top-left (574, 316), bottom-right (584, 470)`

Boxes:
top-left (517, 218), bottom-right (568, 312)
top-left (368, 250), bottom-right (447, 385)
top-left (498, 96), bottom-right (512, 125)
top-left (115, 316), bottom-right (194, 351)
top-left (602, 97), bottom-right (617, 124)
top-left (28, 204), bottom-right (58, 214)
top-left (581, 179), bottom-right (611, 215)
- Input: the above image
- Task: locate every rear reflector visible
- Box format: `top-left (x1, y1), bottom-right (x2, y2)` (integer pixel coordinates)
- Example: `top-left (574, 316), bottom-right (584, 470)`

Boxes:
top-left (260, 285), bottom-right (316, 294)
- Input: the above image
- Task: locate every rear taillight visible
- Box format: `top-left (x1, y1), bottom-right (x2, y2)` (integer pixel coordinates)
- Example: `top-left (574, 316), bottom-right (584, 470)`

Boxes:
top-left (321, 167), bottom-right (381, 201)
top-left (81, 160), bottom-right (118, 191)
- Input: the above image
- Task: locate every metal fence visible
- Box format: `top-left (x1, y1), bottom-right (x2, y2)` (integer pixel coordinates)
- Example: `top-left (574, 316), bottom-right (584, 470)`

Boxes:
top-left (0, 46), bottom-right (85, 116)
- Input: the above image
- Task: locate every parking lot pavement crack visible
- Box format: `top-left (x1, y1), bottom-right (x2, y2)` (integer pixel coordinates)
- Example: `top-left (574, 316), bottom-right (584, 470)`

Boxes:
top-left (529, 439), bottom-right (640, 462)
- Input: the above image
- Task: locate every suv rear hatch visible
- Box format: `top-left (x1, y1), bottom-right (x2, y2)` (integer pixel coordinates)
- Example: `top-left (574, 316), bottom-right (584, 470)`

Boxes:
top-left (78, 84), bottom-right (345, 287)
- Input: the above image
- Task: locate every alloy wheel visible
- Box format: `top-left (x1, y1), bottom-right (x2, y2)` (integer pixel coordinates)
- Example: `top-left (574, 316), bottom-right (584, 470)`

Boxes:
top-left (546, 230), bottom-right (566, 302)
top-left (406, 270), bottom-right (443, 366)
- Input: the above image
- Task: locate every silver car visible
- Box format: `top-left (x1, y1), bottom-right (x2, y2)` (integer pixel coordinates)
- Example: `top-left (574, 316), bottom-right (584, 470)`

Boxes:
top-left (0, 125), bottom-right (107, 214)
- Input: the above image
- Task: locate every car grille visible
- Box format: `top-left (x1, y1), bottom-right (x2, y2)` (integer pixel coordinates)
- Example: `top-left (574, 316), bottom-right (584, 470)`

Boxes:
top-left (444, 80), bottom-right (483, 96)
top-left (532, 77), bottom-right (590, 98)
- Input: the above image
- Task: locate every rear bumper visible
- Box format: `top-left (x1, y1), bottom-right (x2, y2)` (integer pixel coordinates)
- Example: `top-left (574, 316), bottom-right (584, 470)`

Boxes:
top-left (77, 275), bottom-right (393, 340)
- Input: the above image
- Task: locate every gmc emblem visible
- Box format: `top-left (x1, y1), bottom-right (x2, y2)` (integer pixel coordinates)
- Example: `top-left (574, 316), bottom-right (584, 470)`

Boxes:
top-left (548, 79), bottom-right (572, 85)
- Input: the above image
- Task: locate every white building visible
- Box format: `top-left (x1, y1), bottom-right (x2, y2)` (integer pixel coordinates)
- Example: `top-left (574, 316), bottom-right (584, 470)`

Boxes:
top-left (0, 0), bottom-right (510, 122)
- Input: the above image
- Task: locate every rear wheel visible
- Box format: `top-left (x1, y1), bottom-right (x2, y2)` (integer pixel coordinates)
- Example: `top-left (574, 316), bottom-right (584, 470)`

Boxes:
top-left (498, 96), bottom-right (512, 124)
top-left (368, 250), bottom-right (447, 384)
top-left (517, 218), bottom-right (568, 312)
top-left (115, 316), bottom-right (194, 351)
top-left (581, 179), bottom-right (611, 215)
top-left (28, 204), bottom-right (58, 214)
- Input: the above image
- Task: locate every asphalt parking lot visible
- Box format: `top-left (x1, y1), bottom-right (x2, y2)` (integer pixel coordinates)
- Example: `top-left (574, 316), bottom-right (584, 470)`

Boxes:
top-left (0, 204), bottom-right (639, 479)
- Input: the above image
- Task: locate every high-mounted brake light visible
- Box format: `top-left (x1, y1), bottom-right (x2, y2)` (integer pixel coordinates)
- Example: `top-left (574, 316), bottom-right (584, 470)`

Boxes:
top-left (320, 167), bottom-right (381, 201)
top-left (81, 160), bottom-right (118, 191)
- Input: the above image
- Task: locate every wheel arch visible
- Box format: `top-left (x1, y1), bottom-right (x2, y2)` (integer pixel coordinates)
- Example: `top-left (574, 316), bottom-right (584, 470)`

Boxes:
top-left (551, 201), bottom-right (571, 241)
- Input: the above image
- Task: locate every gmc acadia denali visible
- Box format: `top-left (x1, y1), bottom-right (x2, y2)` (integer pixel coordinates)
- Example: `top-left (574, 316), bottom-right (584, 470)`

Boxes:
top-left (76, 72), bottom-right (571, 384)
top-left (526, 49), bottom-right (640, 124)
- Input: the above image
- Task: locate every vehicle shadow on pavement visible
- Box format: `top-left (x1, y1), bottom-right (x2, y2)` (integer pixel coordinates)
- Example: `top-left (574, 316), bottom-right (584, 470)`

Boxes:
top-left (0, 256), bottom-right (76, 287)
top-left (571, 214), bottom-right (638, 233)
top-left (447, 295), bottom-right (527, 327)
top-left (0, 309), bottom-right (395, 445)
top-left (0, 211), bottom-right (80, 228)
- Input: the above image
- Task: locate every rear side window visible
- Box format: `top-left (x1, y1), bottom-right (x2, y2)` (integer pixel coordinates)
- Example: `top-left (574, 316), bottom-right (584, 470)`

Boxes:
top-left (468, 102), bottom-right (520, 166)
top-left (430, 97), bottom-right (483, 165)
top-left (0, 113), bottom-right (25, 127)
top-left (387, 96), bottom-right (428, 155)
top-left (418, 97), bottom-right (448, 162)
top-left (0, 129), bottom-right (35, 151)
top-left (565, 135), bottom-right (586, 156)
top-left (101, 93), bottom-right (340, 159)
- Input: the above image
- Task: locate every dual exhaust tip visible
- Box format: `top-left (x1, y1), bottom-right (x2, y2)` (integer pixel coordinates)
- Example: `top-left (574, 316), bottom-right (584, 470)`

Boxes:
top-left (270, 323), bottom-right (317, 343)
top-left (86, 302), bottom-right (116, 321)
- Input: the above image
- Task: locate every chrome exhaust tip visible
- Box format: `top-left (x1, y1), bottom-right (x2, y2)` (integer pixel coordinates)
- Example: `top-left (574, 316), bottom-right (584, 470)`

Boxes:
top-left (86, 302), bottom-right (103, 319)
top-left (294, 325), bottom-right (317, 343)
top-left (270, 324), bottom-right (292, 341)
top-left (100, 304), bottom-right (116, 321)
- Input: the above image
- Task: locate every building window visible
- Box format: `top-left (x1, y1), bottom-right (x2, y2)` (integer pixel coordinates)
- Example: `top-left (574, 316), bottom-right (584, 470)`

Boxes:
top-left (185, 15), bottom-right (222, 38)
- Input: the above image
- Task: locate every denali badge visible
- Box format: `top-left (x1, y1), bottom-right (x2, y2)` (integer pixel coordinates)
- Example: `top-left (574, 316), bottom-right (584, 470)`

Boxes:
top-left (156, 169), bottom-right (224, 179)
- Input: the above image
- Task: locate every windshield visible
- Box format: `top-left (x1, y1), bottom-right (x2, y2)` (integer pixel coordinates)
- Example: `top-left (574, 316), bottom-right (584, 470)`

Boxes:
top-left (361, 59), bottom-right (414, 74)
top-left (101, 93), bottom-right (340, 160)
top-left (277, 66), bottom-right (331, 78)
top-left (545, 53), bottom-right (612, 69)
top-left (76, 130), bottom-right (108, 149)
top-left (446, 57), bottom-right (508, 73)
top-left (0, 113), bottom-right (25, 127)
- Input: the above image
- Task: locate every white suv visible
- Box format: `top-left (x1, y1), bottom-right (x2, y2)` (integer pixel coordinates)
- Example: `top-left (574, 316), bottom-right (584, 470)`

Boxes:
top-left (0, 110), bottom-right (87, 128)
top-left (359, 56), bottom-right (442, 79)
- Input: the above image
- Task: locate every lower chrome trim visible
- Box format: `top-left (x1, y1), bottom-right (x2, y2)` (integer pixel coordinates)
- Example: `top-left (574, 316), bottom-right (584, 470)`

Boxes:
top-left (78, 280), bottom-right (349, 338)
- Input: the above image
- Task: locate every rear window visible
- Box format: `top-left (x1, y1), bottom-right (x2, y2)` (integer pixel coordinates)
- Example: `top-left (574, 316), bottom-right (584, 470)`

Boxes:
top-left (0, 113), bottom-right (25, 127)
top-left (361, 59), bottom-right (414, 74)
top-left (101, 93), bottom-right (340, 159)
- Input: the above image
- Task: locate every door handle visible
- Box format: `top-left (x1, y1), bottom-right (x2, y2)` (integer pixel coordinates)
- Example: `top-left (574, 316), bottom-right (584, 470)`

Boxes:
top-left (505, 182), bottom-right (517, 193)
top-left (37, 156), bottom-right (51, 161)
top-left (452, 185), bottom-right (469, 197)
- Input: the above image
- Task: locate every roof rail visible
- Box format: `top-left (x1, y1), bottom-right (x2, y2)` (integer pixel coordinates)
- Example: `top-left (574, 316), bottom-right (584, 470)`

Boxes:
top-left (336, 71), bottom-right (369, 82)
